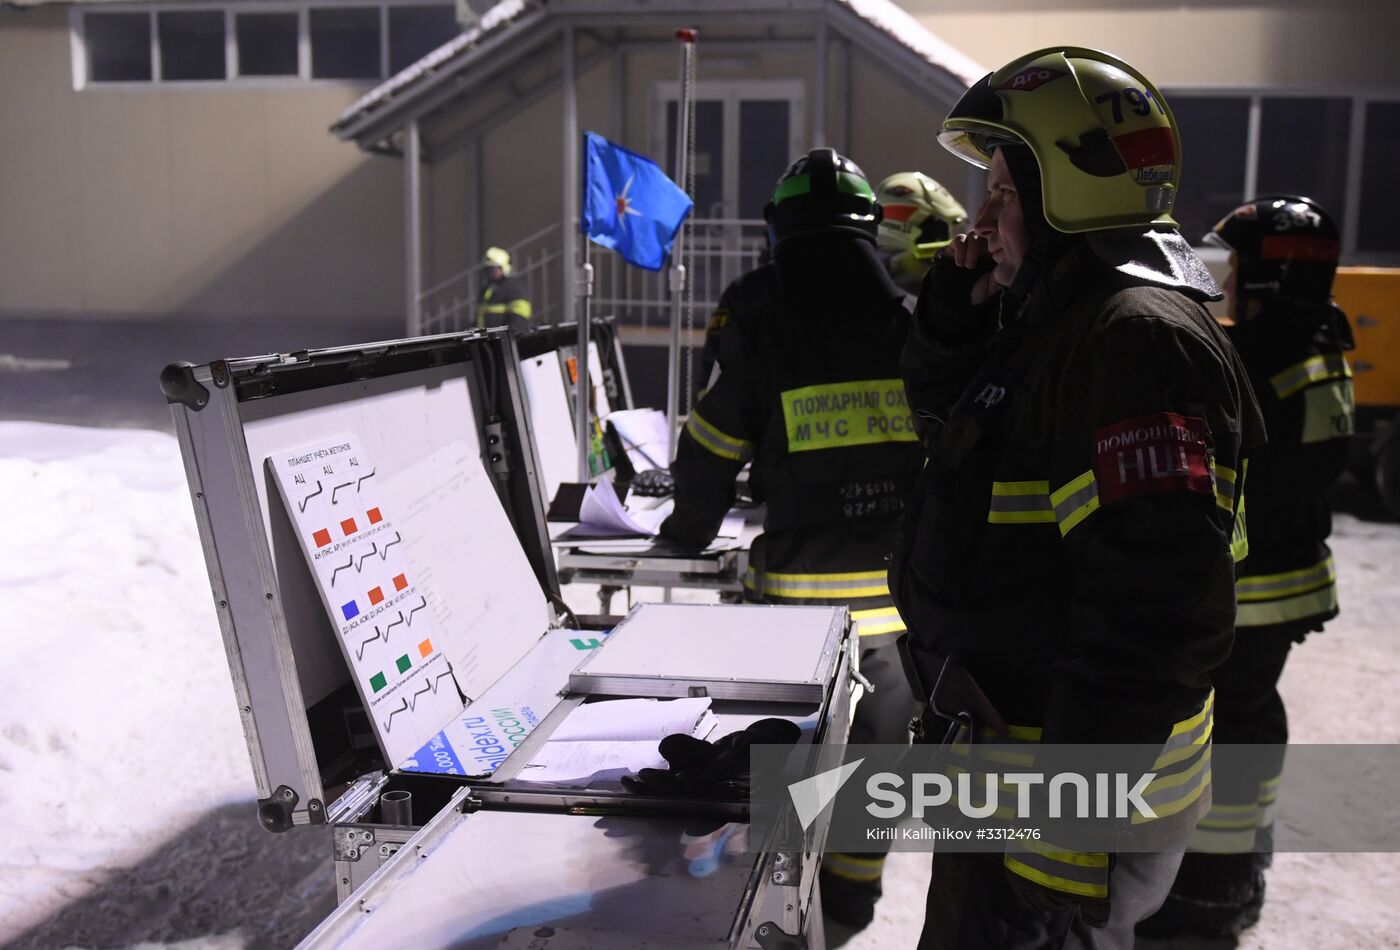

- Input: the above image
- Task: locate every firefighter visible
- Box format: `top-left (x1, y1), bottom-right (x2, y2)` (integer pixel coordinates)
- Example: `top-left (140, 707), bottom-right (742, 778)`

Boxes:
top-left (477, 246), bottom-right (533, 334)
top-left (892, 47), bottom-right (1265, 947)
top-left (875, 171), bottom-right (969, 296)
top-left (658, 148), bottom-right (923, 930)
top-left (1140, 196), bottom-right (1354, 938)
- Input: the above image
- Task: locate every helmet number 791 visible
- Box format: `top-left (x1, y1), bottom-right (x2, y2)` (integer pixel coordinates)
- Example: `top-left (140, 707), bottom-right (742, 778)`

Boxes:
top-left (1094, 86), bottom-right (1166, 124)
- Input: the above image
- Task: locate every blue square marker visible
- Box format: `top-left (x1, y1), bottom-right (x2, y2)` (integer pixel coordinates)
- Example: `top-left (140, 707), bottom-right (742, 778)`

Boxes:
top-left (341, 600), bottom-right (359, 621)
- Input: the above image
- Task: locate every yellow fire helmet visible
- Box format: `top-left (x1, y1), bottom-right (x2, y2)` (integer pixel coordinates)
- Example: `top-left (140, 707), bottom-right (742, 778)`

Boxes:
top-left (875, 172), bottom-right (969, 259)
top-left (482, 246), bottom-right (512, 275)
top-left (939, 47), bottom-right (1180, 234)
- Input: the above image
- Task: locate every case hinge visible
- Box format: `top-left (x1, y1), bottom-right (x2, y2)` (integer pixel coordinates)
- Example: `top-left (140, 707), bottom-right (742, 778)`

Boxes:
top-left (485, 419), bottom-right (511, 478)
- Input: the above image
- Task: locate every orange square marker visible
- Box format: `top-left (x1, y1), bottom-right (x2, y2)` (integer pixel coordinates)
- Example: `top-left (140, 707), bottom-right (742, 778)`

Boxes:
top-left (313, 528), bottom-right (332, 548)
top-left (340, 517), bottom-right (358, 536)
top-left (393, 573), bottom-right (408, 591)
top-left (418, 638), bottom-right (433, 658)
top-left (367, 507), bottom-right (383, 524)
top-left (368, 586), bottom-right (384, 605)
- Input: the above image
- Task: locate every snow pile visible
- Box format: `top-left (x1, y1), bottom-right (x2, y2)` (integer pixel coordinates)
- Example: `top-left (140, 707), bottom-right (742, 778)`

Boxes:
top-left (0, 423), bottom-right (253, 942)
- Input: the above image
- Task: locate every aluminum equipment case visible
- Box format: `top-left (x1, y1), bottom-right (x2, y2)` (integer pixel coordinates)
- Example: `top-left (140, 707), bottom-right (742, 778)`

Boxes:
top-left (160, 328), bottom-right (856, 949)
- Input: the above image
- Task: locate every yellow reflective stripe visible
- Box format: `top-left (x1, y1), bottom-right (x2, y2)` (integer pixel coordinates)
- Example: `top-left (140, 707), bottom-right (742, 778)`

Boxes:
top-left (507, 298), bottom-right (533, 318)
top-left (1136, 746), bottom-right (1212, 822)
top-left (1270, 352), bottom-right (1352, 399)
top-left (988, 480), bottom-right (1056, 524)
top-left (1236, 584), bottom-right (1338, 627)
top-left (684, 409), bottom-right (753, 462)
top-left (1187, 824), bottom-right (1258, 854)
top-left (1231, 489), bottom-right (1249, 563)
top-left (743, 567), bottom-right (890, 599)
top-left (1050, 469), bottom-right (1099, 536)
top-left (480, 303), bottom-right (510, 315)
top-left (1236, 556), bottom-right (1336, 601)
top-left (1153, 692), bottom-right (1214, 769)
top-left (781, 379), bottom-right (917, 453)
top-left (851, 606), bottom-right (906, 637)
top-left (1212, 461), bottom-right (1236, 511)
top-left (1017, 840), bottom-right (1110, 868)
top-left (1004, 851), bottom-right (1109, 899)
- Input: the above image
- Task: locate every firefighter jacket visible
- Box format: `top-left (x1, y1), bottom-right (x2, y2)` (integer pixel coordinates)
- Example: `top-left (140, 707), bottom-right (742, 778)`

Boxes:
top-left (659, 235), bottom-right (924, 644)
top-left (891, 244), bottom-right (1265, 899)
top-left (1225, 298), bottom-right (1353, 635)
top-left (478, 276), bottom-right (533, 334)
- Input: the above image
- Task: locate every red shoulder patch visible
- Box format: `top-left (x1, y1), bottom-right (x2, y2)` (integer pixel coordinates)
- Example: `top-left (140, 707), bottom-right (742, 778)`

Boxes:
top-left (1093, 412), bottom-right (1213, 505)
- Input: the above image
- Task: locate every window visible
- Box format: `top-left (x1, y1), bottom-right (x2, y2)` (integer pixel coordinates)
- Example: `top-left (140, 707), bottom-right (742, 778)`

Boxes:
top-left (236, 13), bottom-right (299, 77)
top-left (77, 4), bottom-right (460, 87)
top-left (1166, 89), bottom-right (1400, 262)
top-left (311, 7), bottom-right (382, 80)
top-left (1358, 103), bottom-right (1400, 253)
top-left (158, 11), bottom-right (226, 81)
top-left (1168, 96), bottom-right (1249, 242)
top-left (389, 5), bottom-right (459, 74)
top-left (86, 12), bottom-right (152, 82)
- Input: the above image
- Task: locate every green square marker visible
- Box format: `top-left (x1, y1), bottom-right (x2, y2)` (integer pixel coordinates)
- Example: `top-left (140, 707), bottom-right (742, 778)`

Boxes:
top-left (370, 672), bottom-right (387, 693)
top-left (396, 654), bottom-right (411, 674)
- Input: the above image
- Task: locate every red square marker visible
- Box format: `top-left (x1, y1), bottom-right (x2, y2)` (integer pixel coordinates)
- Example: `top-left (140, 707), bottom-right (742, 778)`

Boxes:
top-left (313, 528), bottom-right (332, 548)
top-left (418, 638), bottom-right (433, 658)
top-left (367, 507), bottom-right (383, 525)
top-left (368, 586), bottom-right (384, 606)
top-left (340, 517), bottom-right (358, 536)
top-left (393, 573), bottom-right (408, 592)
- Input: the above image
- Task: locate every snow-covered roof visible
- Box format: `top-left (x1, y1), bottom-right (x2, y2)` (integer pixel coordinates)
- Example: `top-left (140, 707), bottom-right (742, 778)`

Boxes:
top-left (332, 0), bottom-right (985, 145)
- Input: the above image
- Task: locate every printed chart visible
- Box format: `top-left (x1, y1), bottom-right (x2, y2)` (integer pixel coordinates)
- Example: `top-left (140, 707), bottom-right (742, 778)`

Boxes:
top-left (269, 435), bottom-right (464, 764)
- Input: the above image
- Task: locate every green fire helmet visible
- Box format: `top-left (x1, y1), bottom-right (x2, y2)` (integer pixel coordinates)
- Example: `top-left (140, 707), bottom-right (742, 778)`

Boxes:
top-left (939, 47), bottom-right (1181, 234)
top-left (482, 246), bottom-right (512, 275)
top-left (763, 148), bottom-right (882, 245)
top-left (875, 171), bottom-right (968, 259)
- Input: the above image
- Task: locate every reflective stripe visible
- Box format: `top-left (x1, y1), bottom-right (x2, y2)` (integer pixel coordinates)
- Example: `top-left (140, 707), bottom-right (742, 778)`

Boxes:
top-left (1270, 352), bottom-right (1352, 399)
top-left (1050, 470), bottom-right (1099, 536)
top-left (684, 409), bottom-right (753, 462)
top-left (1237, 556), bottom-right (1336, 601)
top-left (781, 379), bottom-right (917, 453)
top-left (1188, 823), bottom-right (1258, 854)
top-left (822, 852), bottom-right (885, 882)
top-left (1213, 462), bottom-right (1236, 511)
top-left (1136, 744), bottom-right (1212, 822)
top-left (1153, 691), bottom-right (1214, 769)
top-left (1231, 489), bottom-right (1249, 563)
top-left (508, 298), bottom-right (532, 318)
top-left (1236, 583), bottom-right (1337, 627)
top-left (744, 567), bottom-right (889, 600)
top-left (1005, 844), bottom-right (1109, 899)
top-left (988, 481), bottom-right (1057, 524)
top-left (851, 606), bottom-right (906, 637)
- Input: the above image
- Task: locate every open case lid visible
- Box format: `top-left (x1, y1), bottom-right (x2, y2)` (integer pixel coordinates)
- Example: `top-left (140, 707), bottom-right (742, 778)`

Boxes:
top-left (161, 329), bottom-right (562, 828)
top-left (568, 603), bottom-right (848, 704)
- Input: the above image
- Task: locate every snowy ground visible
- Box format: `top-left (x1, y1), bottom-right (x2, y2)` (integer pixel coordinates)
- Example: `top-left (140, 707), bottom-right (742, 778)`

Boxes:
top-left (2, 421), bottom-right (1398, 949)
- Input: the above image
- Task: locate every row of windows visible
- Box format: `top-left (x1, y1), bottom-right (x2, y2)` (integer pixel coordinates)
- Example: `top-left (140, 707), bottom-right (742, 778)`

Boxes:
top-left (1154, 92), bottom-right (1398, 255)
top-left (78, 5), bottom-right (459, 85)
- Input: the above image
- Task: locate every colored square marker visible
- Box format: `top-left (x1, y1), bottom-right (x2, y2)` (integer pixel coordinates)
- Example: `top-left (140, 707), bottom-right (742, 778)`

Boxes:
top-left (370, 672), bottom-right (387, 693)
top-left (396, 654), bottom-right (411, 674)
top-left (393, 573), bottom-right (408, 592)
top-left (340, 517), bottom-right (358, 536)
top-left (367, 507), bottom-right (383, 525)
top-left (341, 600), bottom-right (359, 621)
top-left (368, 586), bottom-right (384, 606)
top-left (313, 528), bottom-right (332, 548)
top-left (418, 638), bottom-right (433, 658)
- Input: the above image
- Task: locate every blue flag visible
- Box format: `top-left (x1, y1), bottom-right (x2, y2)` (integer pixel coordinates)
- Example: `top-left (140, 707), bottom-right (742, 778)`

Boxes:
top-left (581, 132), bottom-right (693, 271)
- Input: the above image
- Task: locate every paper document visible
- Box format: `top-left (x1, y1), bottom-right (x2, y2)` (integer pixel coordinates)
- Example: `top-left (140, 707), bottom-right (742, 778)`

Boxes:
top-left (606, 408), bottom-right (670, 472)
top-left (577, 483), bottom-right (672, 536)
top-left (516, 697), bottom-right (718, 786)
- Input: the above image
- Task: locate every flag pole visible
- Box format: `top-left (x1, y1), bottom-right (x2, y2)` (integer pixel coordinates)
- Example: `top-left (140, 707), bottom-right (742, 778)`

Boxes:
top-left (576, 228), bottom-right (595, 482)
top-left (666, 28), bottom-right (698, 462)
top-left (565, 27), bottom-right (594, 484)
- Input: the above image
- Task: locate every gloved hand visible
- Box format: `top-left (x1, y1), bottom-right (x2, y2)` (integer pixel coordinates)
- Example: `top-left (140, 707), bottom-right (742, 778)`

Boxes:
top-left (915, 252), bottom-right (1000, 347)
top-left (1004, 854), bottom-right (1112, 928)
top-left (631, 467), bottom-right (675, 497)
top-left (622, 717), bottom-right (802, 800)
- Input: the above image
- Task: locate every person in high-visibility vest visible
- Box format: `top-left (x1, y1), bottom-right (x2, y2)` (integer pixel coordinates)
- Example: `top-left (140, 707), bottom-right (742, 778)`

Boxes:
top-left (1140, 196), bottom-right (1355, 939)
top-left (659, 148), bottom-right (923, 930)
top-left (476, 246), bottom-right (533, 334)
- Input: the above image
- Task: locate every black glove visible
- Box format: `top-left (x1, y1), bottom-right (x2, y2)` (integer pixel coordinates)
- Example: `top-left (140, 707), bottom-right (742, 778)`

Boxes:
top-left (915, 253), bottom-right (1000, 347)
top-left (623, 718), bottom-right (802, 800)
top-left (631, 467), bottom-right (675, 497)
